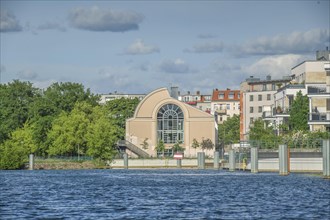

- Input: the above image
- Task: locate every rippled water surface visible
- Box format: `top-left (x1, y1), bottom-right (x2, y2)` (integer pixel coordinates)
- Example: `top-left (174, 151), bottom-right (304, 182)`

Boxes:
top-left (1, 169), bottom-right (329, 219)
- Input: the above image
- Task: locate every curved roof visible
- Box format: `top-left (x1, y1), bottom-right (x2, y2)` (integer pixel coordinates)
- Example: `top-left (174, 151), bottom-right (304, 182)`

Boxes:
top-left (130, 87), bottom-right (214, 121)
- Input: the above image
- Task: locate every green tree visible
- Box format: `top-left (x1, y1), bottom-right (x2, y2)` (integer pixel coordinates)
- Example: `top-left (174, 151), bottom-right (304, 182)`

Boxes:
top-left (0, 123), bottom-right (37, 169)
top-left (104, 98), bottom-right (139, 139)
top-left (289, 90), bottom-right (309, 131)
top-left (191, 138), bottom-right (200, 149)
top-left (48, 102), bottom-right (93, 157)
top-left (0, 80), bottom-right (40, 144)
top-left (86, 106), bottom-right (118, 163)
top-left (249, 119), bottom-right (278, 148)
top-left (200, 138), bottom-right (214, 151)
top-left (155, 139), bottom-right (165, 157)
top-left (218, 114), bottom-right (240, 145)
top-left (172, 141), bottom-right (185, 153)
top-left (140, 138), bottom-right (149, 150)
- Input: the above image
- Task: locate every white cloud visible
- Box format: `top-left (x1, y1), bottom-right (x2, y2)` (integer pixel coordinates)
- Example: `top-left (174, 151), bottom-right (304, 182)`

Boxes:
top-left (184, 42), bottom-right (224, 53)
top-left (123, 39), bottom-right (159, 55)
top-left (68, 6), bottom-right (144, 32)
top-left (159, 58), bottom-right (193, 73)
top-left (235, 29), bottom-right (330, 56)
top-left (0, 9), bottom-right (22, 32)
top-left (243, 54), bottom-right (308, 78)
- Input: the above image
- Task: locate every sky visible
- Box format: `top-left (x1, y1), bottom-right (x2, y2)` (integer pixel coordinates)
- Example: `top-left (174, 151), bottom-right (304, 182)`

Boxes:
top-left (0, 0), bottom-right (329, 95)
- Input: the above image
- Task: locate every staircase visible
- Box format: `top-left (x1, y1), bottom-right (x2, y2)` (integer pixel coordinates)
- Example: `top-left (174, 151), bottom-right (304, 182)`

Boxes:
top-left (117, 140), bottom-right (150, 158)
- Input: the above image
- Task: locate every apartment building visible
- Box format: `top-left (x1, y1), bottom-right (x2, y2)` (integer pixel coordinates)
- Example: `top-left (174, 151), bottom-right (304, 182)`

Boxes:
top-left (178, 90), bottom-right (212, 113)
top-left (291, 50), bottom-right (330, 132)
top-left (240, 75), bottom-right (291, 140)
top-left (99, 92), bottom-right (145, 104)
top-left (211, 88), bottom-right (240, 124)
top-left (263, 84), bottom-right (306, 135)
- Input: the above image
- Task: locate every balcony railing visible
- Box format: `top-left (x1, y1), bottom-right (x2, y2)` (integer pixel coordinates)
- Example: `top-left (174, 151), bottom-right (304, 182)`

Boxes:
top-left (308, 113), bottom-right (329, 122)
top-left (308, 86), bottom-right (327, 94)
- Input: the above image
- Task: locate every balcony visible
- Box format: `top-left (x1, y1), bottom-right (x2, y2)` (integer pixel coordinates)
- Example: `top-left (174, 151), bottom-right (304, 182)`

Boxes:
top-left (307, 86), bottom-right (329, 98)
top-left (308, 113), bottom-right (330, 122)
top-left (216, 109), bottom-right (227, 114)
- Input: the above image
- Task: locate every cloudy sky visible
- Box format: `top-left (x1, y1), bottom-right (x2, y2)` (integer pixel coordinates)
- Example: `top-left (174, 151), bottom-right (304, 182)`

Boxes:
top-left (1, 1), bottom-right (329, 94)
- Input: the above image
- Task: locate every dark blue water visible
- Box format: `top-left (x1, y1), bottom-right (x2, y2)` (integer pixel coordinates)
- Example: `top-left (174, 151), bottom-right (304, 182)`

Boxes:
top-left (0, 169), bottom-right (329, 219)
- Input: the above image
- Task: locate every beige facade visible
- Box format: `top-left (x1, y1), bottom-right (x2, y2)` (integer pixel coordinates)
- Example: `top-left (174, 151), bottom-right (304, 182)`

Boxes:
top-left (126, 88), bottom-right (217, 158)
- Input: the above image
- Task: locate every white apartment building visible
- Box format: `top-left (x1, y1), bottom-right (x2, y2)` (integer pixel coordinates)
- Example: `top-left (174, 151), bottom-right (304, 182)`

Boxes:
top-left (240, 75), bottom-right (291, 140)
top-left (291, 56), bottom-right (330, 132)
top-left (211, 89), bottom-right (240, 124)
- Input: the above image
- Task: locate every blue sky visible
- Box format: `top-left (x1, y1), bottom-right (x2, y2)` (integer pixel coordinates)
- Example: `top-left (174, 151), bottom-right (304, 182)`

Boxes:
top-left (1, 0), bottom-right (329, 94)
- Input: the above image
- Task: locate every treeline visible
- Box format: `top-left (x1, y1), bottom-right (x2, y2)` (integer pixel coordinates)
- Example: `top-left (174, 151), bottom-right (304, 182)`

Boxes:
top-left (0, 80), bottom-right (139, 169)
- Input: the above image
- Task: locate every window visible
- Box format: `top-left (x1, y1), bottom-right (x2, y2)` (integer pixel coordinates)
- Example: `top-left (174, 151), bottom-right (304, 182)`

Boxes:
top-left (237, 93), bottom-right (240, 99)
top-left (249, 95), bottom-right (254, 101)
top-left (218, 93), bottom-right (224, 99)
top-left (250, 107), bottom-right (254, 113)
top-left (250, 117), bottom-right (254, 124)
top-left (272, 83), bottom-right (276, 90)
top-left (258, 95), bottom-right (262, 101)
top-left (258, 106), bottom-right (262, 113)
top-left (157, 104), bottom-right (184, 144)
top-left (226, 104), bottom-right (230, 110)
top-left (263, 84), bottom-right (267, 91)
top-left (238, 104), bottom-right (240, 110)
top-left (267, 94), bottom-right (271, 100)
top-left (228, 92), bottom-right (234, 99)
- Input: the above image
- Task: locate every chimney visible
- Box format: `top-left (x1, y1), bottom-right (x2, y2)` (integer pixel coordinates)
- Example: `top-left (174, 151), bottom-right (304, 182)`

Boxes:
top-left (170, 86), bottom-right (179, 99)
top-left (196, 91), bottom-right (200, 95)
top-left (187, 91), bottom-right (190, 95)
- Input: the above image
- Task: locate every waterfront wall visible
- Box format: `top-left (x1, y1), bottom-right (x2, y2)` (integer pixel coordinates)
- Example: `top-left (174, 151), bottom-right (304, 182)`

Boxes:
top-left (111, 158), bottom-right (323, 172)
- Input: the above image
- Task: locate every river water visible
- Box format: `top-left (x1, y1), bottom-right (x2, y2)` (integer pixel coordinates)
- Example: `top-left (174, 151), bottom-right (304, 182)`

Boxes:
top-left (0, 169), bottom-right (329, 219)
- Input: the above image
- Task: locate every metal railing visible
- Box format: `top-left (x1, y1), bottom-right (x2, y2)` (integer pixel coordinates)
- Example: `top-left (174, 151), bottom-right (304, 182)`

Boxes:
top-left (117, 140), bottom-right (150, 158)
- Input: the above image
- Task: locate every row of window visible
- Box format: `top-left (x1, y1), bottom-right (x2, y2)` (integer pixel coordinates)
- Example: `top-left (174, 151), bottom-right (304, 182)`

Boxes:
top-left (249, 106), bottom-right (263, 113)
top-left (249, 94), bottom-right (272, 101)
top-left (214, 103), bottom-right (240, 111)
top-left (218, 92), bottom-right (240, 99)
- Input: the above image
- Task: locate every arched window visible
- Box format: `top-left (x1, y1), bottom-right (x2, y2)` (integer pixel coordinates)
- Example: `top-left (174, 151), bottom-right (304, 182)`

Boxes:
top-left (157, 104), bottom-right (184, 144)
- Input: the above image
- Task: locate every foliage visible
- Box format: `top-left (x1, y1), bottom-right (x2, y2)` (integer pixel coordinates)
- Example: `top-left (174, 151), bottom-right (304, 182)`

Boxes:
top-left (86, 106), bottom-right (118, 163)
top-left (140, 138), bottom-right (149, 150)
top-left (104, 98), bottom-right (140, 139)
top-left (47, 102), bottom-right (93, 156)
top-left (200, 138), bottom-right (214, 151)
top-left (0, 124), bottom-right (37, 169)
top-left (191, 138), bottom-right (200, 149)
top-left (289, 90), bottom-right (309, 131)
top-left (171, 141), bottom-right (185, 153)
top-left (218, 114), bottom-right (240, 145)
top-left (155, 139), bottom-right (165, 157)
top-left (0, 80), bottom-right (40, 144)
top-left (249, 119), bottom-right (278, 148)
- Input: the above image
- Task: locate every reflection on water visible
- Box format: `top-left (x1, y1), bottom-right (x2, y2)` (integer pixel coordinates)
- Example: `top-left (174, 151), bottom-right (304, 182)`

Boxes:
top-left (1, 169), bottom-right (329, 219)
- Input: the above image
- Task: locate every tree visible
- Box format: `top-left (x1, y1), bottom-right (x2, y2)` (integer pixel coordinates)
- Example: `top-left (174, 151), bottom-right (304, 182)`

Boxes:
top-left (249, 119), bottom-right (278, 148)
top-left (172, 141), bottom-right (185, 153)
top-left (86, 106), bottom-right (118, 163)
top-left (140, 138), bottom-right (149, 150)
top-left (104, 98), bottom-right (139, 139)
top-left (155, 139), bottom-right (165, 158)
top-left (218, 114), bottom-right (240, 145)
top-left (191, 138), bottom-right (200, 149)
top-left (0, 80), bottom-right (40, 144)
top-left (289, 90), bottom-right (309, 131)
top-left (0, 123), bottom-right (37, 169)
top-left (200, 138), bottom-right (214, 151)
top-left (48, 102), bottom-right (93, 157)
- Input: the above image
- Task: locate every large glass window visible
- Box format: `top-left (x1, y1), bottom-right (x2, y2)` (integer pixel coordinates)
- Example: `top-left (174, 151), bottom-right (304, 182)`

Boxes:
top-left (157, 104), bottom-right (184, 144)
